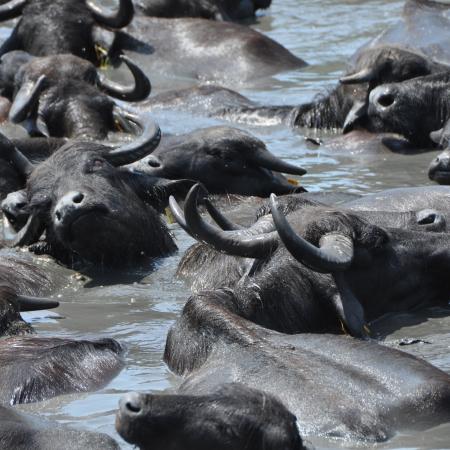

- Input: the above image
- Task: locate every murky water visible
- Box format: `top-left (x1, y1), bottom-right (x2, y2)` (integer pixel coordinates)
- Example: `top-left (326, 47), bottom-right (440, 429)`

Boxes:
top-left (2, 0), bottom-right (450, 449)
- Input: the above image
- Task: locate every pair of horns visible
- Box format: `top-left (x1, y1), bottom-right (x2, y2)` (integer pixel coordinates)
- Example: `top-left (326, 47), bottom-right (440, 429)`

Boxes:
top-left (169, 184), bottom-right (354, 271)
top-left (9, 55), bottom-right (150, 125)
top-left (0, 0), bottom-right (134, 29)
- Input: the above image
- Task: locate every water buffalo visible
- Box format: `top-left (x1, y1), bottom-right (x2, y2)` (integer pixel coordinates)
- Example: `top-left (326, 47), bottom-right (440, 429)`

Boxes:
top-left (135, 0), bottom-right (271, 21)
top-left (170, 184), bottom-right (450, 337)
top-left (142, 45), bottom-right (446, 129)
top-left (0, 0), bottom-right (134, 63)
top-left (118, 16), bottom-right (306, 87)
top-left (163, 288), bottom-right (450, 444)
top-left (0, 405), bottom-right (119, 449)
top-left (0, 251), bottom-right (125, 405)
top-left (0, 336), bottom-right (124, 405)
top-left (116, 383), bottom-right (304, 450)
top-left (354, 71), bottom-right (450, 147)
top-left (1, 53), bottom-right (150, 139)
top-left (0, 129), bottom-right (190, 268)
top-left (130, 126), bottom-right (307, 196)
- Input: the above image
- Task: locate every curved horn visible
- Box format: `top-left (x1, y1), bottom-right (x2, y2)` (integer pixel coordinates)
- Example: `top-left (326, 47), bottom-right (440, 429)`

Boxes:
top-left (340, 67), bottom-right (376, 85)
top-left (250, 149), bottom-right (307, 176)
top-left (169, 195), bottom-right (190, 234)
top-left (6, 213), bottom-right (45, 247)
top-left (0, 0), bottom-right (26, 21)
top-left (270, 194), bottom-right (354, 273)
top-left (180, 184), bottom-right (279, 259)
top-left (87, 0), bottom-right (134, 29)
top-left (0, 132), bottom-right (34, 177)
top-left (97, 55), bottom-right (151, 101)
top-left (204, 198), bottom-right (244, 231)
top-left (9, 75), bottom-right (46, 123)
top-left (17, 294), bottom-right (59, 312)
top-left (107, 107), bottom-right (161, 166)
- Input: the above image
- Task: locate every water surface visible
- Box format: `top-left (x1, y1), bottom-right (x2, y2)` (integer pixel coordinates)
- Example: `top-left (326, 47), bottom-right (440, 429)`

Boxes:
top-left (4, 1), bottom-right (450, 449)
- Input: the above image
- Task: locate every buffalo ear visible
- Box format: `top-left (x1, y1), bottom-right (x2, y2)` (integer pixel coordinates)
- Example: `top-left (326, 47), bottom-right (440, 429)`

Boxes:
top-left (430, 120), bottom-right (450, 148)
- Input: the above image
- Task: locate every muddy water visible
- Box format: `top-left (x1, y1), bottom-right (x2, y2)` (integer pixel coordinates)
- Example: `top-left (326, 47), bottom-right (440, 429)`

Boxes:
top-left (2, 0), bottom-right (450, 449)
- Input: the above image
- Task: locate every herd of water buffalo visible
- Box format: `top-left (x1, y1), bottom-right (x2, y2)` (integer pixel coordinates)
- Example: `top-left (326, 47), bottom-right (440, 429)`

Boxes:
top-left (0, 0), bottom-right (450, 449)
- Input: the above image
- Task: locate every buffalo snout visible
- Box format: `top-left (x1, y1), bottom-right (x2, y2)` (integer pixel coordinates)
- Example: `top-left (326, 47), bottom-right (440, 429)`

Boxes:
top-left (54, 191), bottom-right (86, 223)
top-left (429, 150), bottom-right (450, 184)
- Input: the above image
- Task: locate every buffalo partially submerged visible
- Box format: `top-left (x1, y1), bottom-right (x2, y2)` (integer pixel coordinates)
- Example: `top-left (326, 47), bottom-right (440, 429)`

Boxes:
top-left (0, 128), bottom-right (185, 268)
top-left (143, 45), bottom-right (446, 129)
top-left (135, 0), bottom-right (271, 21)
top-left (131, 126), bottom-right (307, 196)
top-left (0, 405), bottom-right (119, 449)
top-left (119, 16), bottom-right (306, 86)
top-left (117, 383), bottom-right (303, 450)
top-left (0, 0), bottom-right (134, 63)
top-left (170, 185), bottom-right (450, 337)
top-left (0, 252), bottom-right (125, 405)
top-left (0, 52), bottom-right (151, 139)
top-left (163, 288), bottom-right (450, 444)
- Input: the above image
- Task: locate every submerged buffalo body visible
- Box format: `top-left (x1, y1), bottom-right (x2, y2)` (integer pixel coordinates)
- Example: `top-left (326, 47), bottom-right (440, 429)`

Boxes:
top-left (131, 126), bottom-right (307, 196)
top-left (161, 290), bottom-right (450, 445)
top-left (119, 16), bottom-right (306, 86)
top-left (0, 336), bottom-right (124, 405)
top-left (171, 185), bottom-right (450, 337)
top-left (0, 0), bottom-right (134, 63)
top-left (0, 405), bottom-right (119, 450)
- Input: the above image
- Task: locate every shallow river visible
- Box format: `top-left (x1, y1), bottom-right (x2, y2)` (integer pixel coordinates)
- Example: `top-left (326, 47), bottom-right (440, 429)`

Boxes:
top-left (2, 1), bottom-right (450, 449)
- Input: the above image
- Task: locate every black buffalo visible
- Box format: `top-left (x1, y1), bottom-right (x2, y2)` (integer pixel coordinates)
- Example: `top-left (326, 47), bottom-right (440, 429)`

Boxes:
top-left (131, 126), bottom-right (307, 197)
top-left (118, 16), bottom-right (306, 86)
top-left (162, 288), bottom-right (450, 444)
top-left (0, 128), bottom-right (186, 268)
top-left (135, 0), bottom-right (271, 21)
top-left (0, 405), bottom-right (119, 449)
top-left (0, 0), bottom-right (134, 63)
top-left (170, 184), bottom-right (450, 337)
top-left (143, 45), bottom-right (445, 129)
top-left (117, 383), bottom-right (304, 450)
top-left (355, 71), bottom-right (450, 147)
top-left (1, 52), bottom-right (150, 139)
top-left (0, 251), bottom-right (125, 405)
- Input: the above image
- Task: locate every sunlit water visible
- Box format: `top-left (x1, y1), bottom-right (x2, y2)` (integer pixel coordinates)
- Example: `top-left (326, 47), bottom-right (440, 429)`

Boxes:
top-left (2, 1), bottom-right (450, 449)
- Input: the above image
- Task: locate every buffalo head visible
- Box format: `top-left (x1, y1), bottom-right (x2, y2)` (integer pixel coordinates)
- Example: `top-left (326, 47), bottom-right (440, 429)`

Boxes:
top-left (131, 126), bottom-right (307, 197)
top-left (0, 0), bottom-right (134, 63)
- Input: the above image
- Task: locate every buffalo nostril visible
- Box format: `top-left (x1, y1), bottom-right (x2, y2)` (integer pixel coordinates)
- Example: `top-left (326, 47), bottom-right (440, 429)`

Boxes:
top-left (72, 193), bottom-right (84, 204)
top-left (147, 158), bottom-right (161, 168)
top-left (55, 210), bottom-right (61, 221)
top-left (16, 202), bottom-right (26, 210)
top-left (377, 93), bottom-right (395, 108)
top-left (126, 400), bottom-right (141, 413)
